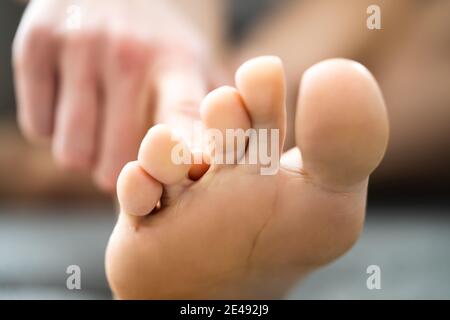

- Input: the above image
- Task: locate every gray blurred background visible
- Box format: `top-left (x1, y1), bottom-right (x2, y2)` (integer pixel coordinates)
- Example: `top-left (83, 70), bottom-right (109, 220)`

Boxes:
top-left (1, 205), bottom-right (449, 299)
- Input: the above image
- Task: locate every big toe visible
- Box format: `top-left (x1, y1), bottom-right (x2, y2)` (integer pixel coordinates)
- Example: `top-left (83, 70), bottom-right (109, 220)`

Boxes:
top-left (296, 59), bottom-right (389, 190)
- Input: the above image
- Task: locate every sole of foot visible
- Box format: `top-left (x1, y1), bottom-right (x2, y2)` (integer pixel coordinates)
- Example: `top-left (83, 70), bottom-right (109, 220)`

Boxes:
top-left (106, 56), bottom-right (388, 299)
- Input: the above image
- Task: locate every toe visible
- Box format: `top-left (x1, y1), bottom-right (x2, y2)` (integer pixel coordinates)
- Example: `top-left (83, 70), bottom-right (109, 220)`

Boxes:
top-left (117, 161), bottom-right (162, 217)
top-left (280, 147), bottom-right (302, 172)
top-left (200, 86), bottom-right (251, 164)
top-left (296, 59), bottom-right (389, 190)
top-left (138, 124), bottom-right (192, 185)
top-left (235, 56), bottom-right (286, 152)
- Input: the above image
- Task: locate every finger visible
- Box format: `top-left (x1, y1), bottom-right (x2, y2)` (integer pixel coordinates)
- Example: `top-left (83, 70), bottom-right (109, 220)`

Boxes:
top-left (13, 24), bottom-right (57, 142)
top-left (94, 36), bottom-right (151, 192)
top-left (154, 60), bottom-right (209, 180)
top-left (52, 32), bottom-right (100, 170)
top-left (154, 59), bottom-right (208, 146)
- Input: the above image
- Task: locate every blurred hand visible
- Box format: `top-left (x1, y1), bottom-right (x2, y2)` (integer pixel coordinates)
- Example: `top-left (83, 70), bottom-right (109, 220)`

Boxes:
top-left (13, 0), bottom-right (216, 192)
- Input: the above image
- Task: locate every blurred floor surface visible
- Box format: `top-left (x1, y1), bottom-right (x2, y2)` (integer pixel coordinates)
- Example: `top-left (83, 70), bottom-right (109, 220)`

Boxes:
top-left (0, 204), bottom-right (449, 299)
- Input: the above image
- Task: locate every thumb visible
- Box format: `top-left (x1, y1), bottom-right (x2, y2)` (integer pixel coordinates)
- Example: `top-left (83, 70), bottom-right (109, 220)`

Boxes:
top-left (154, 61), bottom-right (211, 180)
top-left (154, 61), bottom-right (207, 147)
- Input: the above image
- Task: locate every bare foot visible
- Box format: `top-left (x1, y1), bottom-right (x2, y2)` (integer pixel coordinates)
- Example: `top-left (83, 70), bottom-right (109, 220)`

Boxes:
top-left (105, 56), bottom-right (389, 299)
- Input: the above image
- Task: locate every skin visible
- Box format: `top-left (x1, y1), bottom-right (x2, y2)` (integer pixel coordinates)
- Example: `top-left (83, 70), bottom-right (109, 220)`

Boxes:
top-left (16, 0), bottom-right (447, 300)
top-left (13, 0), bottom-right (449, 193)
top-left (105, 57), bottom-right (389, 299)
top-left (12, 0), bottom-right (217, 192)
top-left (233, 0), bottom-right (450, 181)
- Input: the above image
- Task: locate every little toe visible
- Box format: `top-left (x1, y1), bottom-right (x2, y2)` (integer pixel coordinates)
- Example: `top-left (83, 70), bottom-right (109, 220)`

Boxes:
top-left (117, 161), bottom-right (162, 219)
